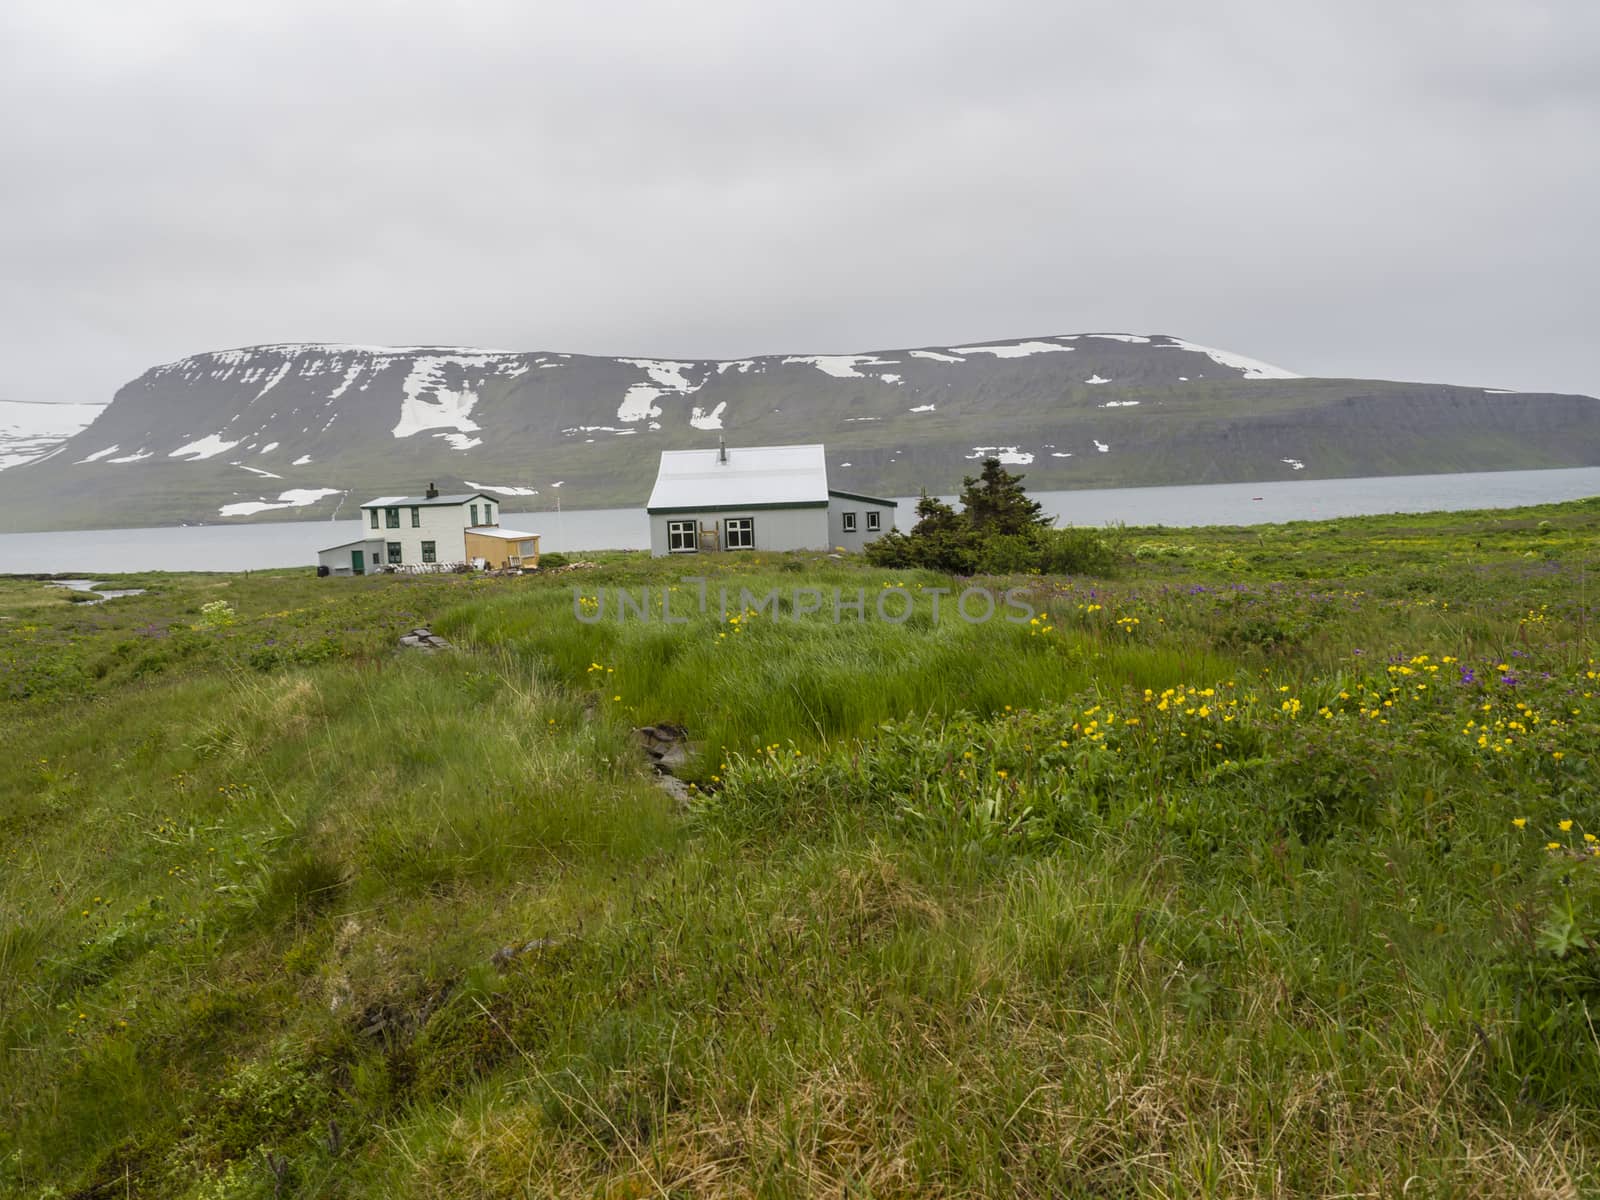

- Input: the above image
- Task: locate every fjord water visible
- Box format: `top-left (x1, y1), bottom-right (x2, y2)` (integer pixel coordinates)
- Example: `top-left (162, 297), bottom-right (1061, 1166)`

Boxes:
top-left (2, 466), bottom-right (1597, 574)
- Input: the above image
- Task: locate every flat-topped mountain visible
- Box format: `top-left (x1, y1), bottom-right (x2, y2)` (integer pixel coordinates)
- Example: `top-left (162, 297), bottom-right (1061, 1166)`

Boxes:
top-left (4, 334), bottom-right (1597, 531)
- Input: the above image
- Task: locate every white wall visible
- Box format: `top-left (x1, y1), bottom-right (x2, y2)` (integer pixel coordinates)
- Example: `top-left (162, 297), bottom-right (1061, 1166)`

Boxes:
top-left (648, 507), bottom-right (829, 556)
top-left (359, 500), bottom-right (495, 565)
top-left (826, 497), bottom-right (896, 554)
top-left (317, 539), bottom-right (384, 575)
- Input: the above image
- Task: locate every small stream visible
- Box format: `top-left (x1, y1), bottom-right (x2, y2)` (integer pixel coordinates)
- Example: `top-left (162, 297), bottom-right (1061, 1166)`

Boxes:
top-left (51, 579), bottom-right (147, 604)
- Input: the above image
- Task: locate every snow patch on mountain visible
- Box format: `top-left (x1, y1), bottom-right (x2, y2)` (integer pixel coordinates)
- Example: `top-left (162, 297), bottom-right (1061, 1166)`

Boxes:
top-left (908, 404), bottom-right (936, 413)
top-left (952, 341), bottom-right (1072, 359)
top-left (466, 481), bottom-right (539, 496)
top-left (909, 350), bottom-right (965, 363)
top-left (690, 401), bottom-right (727, 431)
top-left (219, 487), bottom-right (342, 517)
top-left (252, 361), bottom-right (293, 401)
top-left (170, 434), bottom-right (241, 461)
top-left (328, 364), bottom-right (364, 400)
top-left (967, 446), bottom-right (1034, 464)
top-left (783, 355), bottom-right (899, 379)
top-left (391, 354), bottom-right (525, 445)
top-left (616, 359), bottom-right (703, 423)
top-left (1160, 338), bottom-right (1300, 380)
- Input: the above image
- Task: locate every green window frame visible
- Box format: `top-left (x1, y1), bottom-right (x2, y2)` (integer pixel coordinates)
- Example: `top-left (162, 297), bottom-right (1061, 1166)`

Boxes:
top-left (369, 509), bottom-right (379, 529)
top-left (410, 507), bottom-right (421, 528)
top-left (470, 504), bottom-right (480, 526)
top-left (483, 503), bottom-right (494, 524)
top-left (386, 542), bottom-right (402, 564)
top-left (421, 541), bottom-right (436, 563)
top-left (385, 507), bottom-right (400, 529)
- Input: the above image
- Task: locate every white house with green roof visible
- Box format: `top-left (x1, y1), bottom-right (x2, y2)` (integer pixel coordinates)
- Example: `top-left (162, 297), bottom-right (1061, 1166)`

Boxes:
top-left (317, 484), bottom-right (527, 574)
top-left (645, 442), bottom-right (896, 556)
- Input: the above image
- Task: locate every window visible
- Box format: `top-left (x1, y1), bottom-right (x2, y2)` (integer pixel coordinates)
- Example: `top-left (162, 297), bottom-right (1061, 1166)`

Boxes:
top-left (421, 541), bottom-right (436, 563)
top-left (386, 542), bottom-right (402, 564)
top-left (410, 507), bottom-right (421, 528)
top-left (369, 509), bottom-right (379, 529)
top-left (518, 540), bottom-right (535, 557)
top-left (470, 504), bottom-right (479, 526)
top-left (725, 517), bottom-right (755, 550)
top-left (385, 507), bottom-right (400, 529)
top-left (866, 511), bottom-right (881, 532)
top-left (667, 520), bottom-right (698, 553)
top-left (482, 503), bottom-right (494, 524)
top-left (841, 511), bottom-right (857, 533)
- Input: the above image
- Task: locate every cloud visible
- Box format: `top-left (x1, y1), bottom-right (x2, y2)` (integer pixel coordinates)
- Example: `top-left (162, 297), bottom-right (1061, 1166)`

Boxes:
top-left (1, 0), bottom-right (1595, 402)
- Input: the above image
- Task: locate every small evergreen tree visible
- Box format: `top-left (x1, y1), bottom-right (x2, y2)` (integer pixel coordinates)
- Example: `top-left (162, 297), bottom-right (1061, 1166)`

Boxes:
top-left (958, 459), bottom-right (1050, 537)
top-left (864, 492), bottom-right (978, 574)
top-left (864, 463), bottom-right (1116, 577)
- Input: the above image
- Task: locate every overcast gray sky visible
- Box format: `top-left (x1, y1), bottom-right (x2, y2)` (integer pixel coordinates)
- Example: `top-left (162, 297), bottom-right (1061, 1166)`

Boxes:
top-left (3, 0), bottom-right (1596, 404)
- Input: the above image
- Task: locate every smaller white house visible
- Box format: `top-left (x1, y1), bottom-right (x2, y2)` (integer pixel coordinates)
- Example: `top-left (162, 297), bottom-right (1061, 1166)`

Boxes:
top-left (317, 537), bottom-right (386, 577)
top-left (318, 484), bottom-right (532, 573)
top-left (645, 442), bottom-right (896, 556)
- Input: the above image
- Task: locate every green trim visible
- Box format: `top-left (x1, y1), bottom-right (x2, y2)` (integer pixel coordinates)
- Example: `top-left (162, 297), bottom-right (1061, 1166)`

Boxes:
top-left (647, 500), bottom-right (828, 515)
top-left (828, 489), bottom-right (898, 506)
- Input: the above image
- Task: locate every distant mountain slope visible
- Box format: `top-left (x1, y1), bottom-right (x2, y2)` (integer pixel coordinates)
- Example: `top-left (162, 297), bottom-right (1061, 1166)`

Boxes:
top-left (3, 334), bottom-right (1597, 531)
top-left (0, 400), bottom-right (107, 472)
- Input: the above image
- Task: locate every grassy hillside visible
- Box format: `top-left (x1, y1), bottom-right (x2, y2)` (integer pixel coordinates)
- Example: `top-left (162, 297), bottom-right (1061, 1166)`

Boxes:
top-left (3, 499), bottom-right (1600, 1196)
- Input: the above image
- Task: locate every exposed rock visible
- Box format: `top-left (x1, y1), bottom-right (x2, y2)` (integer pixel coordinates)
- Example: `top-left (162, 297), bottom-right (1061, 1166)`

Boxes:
top-left (633, 723), bottom-right (698, 807)
top-left (398, 627), bottom-right (453, 651)
top-left (490, 934), bottom-right (572, 970)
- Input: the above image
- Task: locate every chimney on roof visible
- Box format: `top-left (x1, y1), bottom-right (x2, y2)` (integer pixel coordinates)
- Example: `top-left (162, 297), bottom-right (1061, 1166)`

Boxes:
top-left (717, 436), bottom-right (728, 465)
top-left (425, 482), bottom-right (439, 499)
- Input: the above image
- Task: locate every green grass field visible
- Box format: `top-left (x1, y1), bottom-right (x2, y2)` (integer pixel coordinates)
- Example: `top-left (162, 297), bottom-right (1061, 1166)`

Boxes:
top-left (3, 498), bottom-right (1599, 1197)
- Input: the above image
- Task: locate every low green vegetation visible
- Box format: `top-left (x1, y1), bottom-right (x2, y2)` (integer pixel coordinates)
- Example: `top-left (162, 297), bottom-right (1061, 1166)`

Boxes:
top-left (867, 458), bottom-right (1119, 575)
top-left (3, 496), bottom-right (1599, 1197)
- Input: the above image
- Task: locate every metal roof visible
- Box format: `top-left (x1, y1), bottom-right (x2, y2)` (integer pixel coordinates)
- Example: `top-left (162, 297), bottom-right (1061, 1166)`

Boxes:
top-left (360, 492), bottom-right (497, 508)
top-left (828, 488), bottom-right (898, 507)
top-left (465, 527), bottom-right (537, 539)
top-left (646, 444), bottom-right (829, 511)
top-left (318, 537), bottom-right (385, 553)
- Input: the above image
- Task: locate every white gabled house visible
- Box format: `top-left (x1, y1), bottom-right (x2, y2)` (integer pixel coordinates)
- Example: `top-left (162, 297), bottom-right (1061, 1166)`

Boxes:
top-left (645, 442), bottom-right (896, 556)
top-left (317, 484), bottom-right (538, 574)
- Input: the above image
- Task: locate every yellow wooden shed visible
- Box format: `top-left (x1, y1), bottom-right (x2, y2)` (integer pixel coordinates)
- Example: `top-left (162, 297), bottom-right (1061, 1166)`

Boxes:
top-left (464, 527), bottom-right (540, 570)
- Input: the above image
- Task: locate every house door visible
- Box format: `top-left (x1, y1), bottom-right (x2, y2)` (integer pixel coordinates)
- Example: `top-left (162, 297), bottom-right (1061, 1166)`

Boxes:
top-left (351, 550), bottom-right (365, 575)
